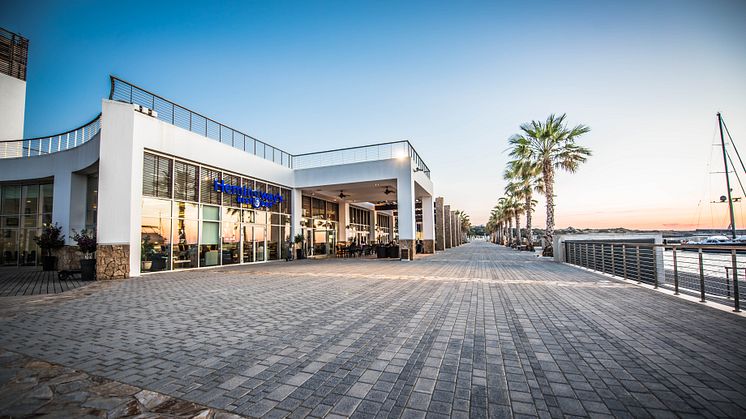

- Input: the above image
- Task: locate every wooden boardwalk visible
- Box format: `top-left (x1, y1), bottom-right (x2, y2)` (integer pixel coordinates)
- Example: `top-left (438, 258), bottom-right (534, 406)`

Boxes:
top-left (0, 267), bottom-right (86, 297)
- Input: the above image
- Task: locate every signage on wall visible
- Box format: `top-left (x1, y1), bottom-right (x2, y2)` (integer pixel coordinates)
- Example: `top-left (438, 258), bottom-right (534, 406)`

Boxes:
top-left (213, 179), bottom-right (283, 209)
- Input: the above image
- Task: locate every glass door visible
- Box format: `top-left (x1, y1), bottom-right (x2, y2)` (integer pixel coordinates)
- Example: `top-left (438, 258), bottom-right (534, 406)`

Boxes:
top-left (242, 224), bottom-right (254, 263)
top-left (254, 226), bottom-right (266, 262)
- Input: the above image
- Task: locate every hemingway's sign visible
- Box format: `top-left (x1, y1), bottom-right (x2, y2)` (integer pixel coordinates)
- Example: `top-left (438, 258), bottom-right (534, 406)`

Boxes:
top-left (213, 179), bottom-right (283, 209)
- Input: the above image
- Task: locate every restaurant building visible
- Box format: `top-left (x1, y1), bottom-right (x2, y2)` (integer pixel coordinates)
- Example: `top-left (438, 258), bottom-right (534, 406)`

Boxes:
top-left (0, 28), bottom-right (464, 279)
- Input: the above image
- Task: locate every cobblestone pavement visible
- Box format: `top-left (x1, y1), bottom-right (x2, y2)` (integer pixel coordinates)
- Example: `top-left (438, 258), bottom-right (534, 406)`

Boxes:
top-left (1, 241), bottom-right (745, 418)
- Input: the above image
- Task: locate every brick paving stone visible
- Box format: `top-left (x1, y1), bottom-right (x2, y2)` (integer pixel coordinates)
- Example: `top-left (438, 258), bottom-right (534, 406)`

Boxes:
top-left (0, 242), bottom-right (744, 418)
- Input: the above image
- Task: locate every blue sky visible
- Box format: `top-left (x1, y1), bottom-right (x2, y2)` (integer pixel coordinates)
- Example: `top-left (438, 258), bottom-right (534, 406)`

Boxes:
top-left (3, 0), bottom-right (746, 228)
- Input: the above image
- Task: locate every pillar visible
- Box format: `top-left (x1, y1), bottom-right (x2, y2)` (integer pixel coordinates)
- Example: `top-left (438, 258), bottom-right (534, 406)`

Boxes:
top-left (338, 202), bottom-right (350, 242)
top-left (421, 195), bottom-right (434, 253)
top-left (451, 211), bottom-right (458, 247)
top-left (397, 168), bottom-right (416, 260)
top-left (290, 188), bottom-right (303, 253)
top-left (435, 197), bottom-right (445, 251)
top-left (369, 208), bottom-right (377, 243)
top-left (444, 205), bottom-right (452, 249)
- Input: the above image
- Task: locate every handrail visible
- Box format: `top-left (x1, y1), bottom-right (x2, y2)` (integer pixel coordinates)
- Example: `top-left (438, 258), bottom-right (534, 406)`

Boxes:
top-left (0, 113), bottom-right (101, 158)
top-left (109, 76), bottom-right (293, 169)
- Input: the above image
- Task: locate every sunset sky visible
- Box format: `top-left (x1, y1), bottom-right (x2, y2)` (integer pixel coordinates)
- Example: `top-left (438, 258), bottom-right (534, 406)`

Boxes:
top-left (3, 0), bottom-right (746, 230)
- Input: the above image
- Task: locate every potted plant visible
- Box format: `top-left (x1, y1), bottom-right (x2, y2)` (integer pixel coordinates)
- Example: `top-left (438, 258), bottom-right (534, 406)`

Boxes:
top-left (33, 223), bottom-right (65, 271)
top-left (293, 233), bottom-right (305, 260)
top-left (141, 235), bottom-right (155, 271)
top-left (70, 229), bottom-right (97, 281)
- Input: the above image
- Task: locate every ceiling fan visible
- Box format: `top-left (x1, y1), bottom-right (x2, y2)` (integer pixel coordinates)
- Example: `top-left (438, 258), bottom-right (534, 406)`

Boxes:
top-left (383, 186), bottom-right (394, 195)
top-left (338, 190), bottom-right (348, 199)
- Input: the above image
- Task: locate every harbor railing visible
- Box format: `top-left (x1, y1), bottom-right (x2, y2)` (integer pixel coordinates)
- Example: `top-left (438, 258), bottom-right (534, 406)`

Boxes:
top-left (0, 114), bottom-right (101, 158)
top-left (563, 240), bottom-right (743, 312)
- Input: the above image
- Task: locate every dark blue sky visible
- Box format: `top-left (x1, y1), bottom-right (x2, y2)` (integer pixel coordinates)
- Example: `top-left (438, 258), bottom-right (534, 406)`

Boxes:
top-left (3, 0), bottom-right (745, 227)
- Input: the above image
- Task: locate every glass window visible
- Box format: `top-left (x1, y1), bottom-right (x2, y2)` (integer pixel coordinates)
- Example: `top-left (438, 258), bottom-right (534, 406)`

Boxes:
top-left (327, 202), bottom-right (339, 221)
top-left (22, 185), bottom-right (39, 215)
top-left (173, 219), bottom-right (198, 269)
top-left (302, 196), bottom-right (311, 218)
top-left (200, 220), bottom-right (220, 267)
top-left (1, 185), bottom-right (20, 215)
top-left (200, 168), bottom-right (221, 205)
top-left (172, 201), bottom-right (198, 220)
top-left (174, 161), bottom-right (199, 202)
top-left (142, 198), bottom-right (172, 219)
top-left (312, 198), bottom-right (325, 219)
top-left (242, 210), bottom-right (255, 224)
top-left (142, 152), bottom-right (172, 198)
top-left (85, 177), bottom-right (97, 229)
top-left (222, 174), bottom-right (240, 207)
top-left (141, 216), bottom-right (171, 272)
top-left (202, 205), bottom-right (220, 221)
top-left (41, 183), bottom-right (53, 214)
top-left (241, 178), bottom-right (255, 209)
top-left (222, 208), bottom-right (240, 265)
top-left (268, 224), bottom-right (282, 261)
top-left (1, 229), bottom-right (18, 266)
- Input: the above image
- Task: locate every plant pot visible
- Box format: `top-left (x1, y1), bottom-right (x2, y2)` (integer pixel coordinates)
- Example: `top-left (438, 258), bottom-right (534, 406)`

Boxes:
top-left (80, 259), bottom-right (96, 281)
top-left (295, 249), bottom-right (304, 260)
top-left (142, 260), bottom-right (152, 271)
top-left (377, 246), bottom-right (387, 258)
top-left (42, 255), bottom-right (57, 271)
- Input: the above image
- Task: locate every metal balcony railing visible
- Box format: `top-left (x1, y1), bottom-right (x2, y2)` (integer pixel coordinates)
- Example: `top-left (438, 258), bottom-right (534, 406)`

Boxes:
top-left (0, 114), bottom-right (101, 158)
top-left (564, 240), bottom-right (743, 312)
top-left (293, 140), bottom-right (431, 177)
top-left (109, 76), bottom-right (293, 168)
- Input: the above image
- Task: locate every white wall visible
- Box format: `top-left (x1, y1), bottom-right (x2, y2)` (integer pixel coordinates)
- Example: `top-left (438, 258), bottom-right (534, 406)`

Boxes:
top-left (0, 73), bottom-right (26, 142)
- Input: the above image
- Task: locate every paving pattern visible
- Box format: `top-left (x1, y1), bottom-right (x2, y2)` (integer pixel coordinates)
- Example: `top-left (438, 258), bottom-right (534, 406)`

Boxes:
top-left (0, 241), bottom-right (745, 418)
top-left (0, 267), bottom-right (87, 296)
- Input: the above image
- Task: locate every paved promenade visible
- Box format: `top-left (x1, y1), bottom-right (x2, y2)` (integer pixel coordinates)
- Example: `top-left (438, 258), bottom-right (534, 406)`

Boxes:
top-left (1, 241), bottom-right (745, 418)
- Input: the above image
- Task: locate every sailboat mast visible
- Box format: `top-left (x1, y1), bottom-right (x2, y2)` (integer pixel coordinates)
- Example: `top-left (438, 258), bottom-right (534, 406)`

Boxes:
top-left (718, 112), bottom-right (738, 239)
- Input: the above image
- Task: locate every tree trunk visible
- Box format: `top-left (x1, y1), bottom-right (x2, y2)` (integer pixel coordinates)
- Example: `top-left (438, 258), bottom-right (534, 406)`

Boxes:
top-left (525, 193), bottom-right (533, 250)
top-left (515, 213), bottom-right (521, 245)
top-left (507, 219), bottom-right (513, 246)
top-left (543, 161), bottom-right (555, 256)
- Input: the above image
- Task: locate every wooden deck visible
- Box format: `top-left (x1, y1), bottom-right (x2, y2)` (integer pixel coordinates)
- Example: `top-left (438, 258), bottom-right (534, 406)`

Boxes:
top-left (0, 267), bottom-right (87, 297)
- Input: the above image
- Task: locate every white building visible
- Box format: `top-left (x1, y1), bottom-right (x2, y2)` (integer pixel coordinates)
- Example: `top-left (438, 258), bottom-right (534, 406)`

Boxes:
top-left (0, 29), bottom-right (464, 279)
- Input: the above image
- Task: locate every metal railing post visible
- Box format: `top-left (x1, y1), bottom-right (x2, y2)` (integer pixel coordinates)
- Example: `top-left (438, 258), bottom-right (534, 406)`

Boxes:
top-left (601, 243), bottom-right (606, 273)
top-left (592, 244), bottom-right (597, 270)
top-left (622, 244), bottom-right (627, 280)
top-left (610, 244), bottom-right (615, 275)
top-left (653, 245), bottom-right (658, 289)
top-left (673, 248), bottom-right (679, 295)
top-left (699, 249), bottom-right (706, 302)
top-left (636, 246), bottom-right (641, 283)
top-left (732, 249), bottom-right (741, 312)
top-left (725, 268), bottom-right (731, 299)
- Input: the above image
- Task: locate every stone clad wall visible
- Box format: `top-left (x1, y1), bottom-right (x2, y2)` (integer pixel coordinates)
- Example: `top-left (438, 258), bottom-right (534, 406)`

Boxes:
top-left (55, 246), bottom-right (84, 271)
top-left (444, 205), bottom-right (452, 249)
top-left (96, 244), bottom-right (130, 279)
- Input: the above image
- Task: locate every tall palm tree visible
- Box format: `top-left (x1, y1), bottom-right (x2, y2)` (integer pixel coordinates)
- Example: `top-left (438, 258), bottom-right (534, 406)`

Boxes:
top-left (509, 114), bottom-right (591, 256)
top-left (505, 159), bottom-right (543, 250)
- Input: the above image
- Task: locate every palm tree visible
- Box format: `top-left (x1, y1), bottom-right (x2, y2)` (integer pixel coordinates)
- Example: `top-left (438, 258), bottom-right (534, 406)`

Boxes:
top-left (509, 114), bottom-right (591, 256)
top-left (505, 159), bottom-right (543, 250)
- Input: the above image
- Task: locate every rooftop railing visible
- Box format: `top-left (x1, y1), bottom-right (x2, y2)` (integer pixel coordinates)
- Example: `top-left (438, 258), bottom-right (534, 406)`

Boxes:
top-left (0, 113), bottom-right (101, 158)
top-left (110, 76), bottom-right (293, 168)
top-left (293, 140), bottom-right (431, 177)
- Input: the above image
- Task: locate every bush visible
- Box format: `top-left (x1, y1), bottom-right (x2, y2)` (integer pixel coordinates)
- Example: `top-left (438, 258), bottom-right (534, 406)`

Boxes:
top-left (33, 223), bottom-right (66, 256)
top-left (70, 229), bottom-right (97, 259)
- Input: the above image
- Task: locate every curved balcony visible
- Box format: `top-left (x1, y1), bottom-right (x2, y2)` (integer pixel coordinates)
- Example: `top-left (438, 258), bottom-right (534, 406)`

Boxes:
top-left (0, 113), bottom-right (101, 158)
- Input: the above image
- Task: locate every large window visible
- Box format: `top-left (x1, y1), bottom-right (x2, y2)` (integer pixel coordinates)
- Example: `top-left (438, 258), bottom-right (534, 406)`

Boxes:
top-left (140, 151), bottom-right (290, 272)
top-left (349, 206), bottom-right (371, 244)
top-left (0, 183), bottom-right (52, 266)
top-left (85, 176), bottom-right (98, 230)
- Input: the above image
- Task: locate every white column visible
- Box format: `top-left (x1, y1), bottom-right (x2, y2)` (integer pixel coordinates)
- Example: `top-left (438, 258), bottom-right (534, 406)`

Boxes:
top-left (421, 195), bottom-right (434, 242)
top-left (396, 166), bottom-right (416, 242)
top-left (97, 100), bottom-right (140, 276)
top-left (338, 201), bottom-right (350, 242)
top-left (290, 188), bottom-right (303, 240)
top-left (369, 209), bottom-right (377, 243)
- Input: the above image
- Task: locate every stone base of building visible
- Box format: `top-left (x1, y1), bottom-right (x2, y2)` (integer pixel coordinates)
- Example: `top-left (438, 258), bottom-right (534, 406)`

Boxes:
top-left (55, 246), bottom-right (85, 271)
top-left (96, 244), bottom-right (130, 280)
top-left (399, 240), bottom-right (416, 260)
top-left (422, 240), bottom-right (434, 254)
